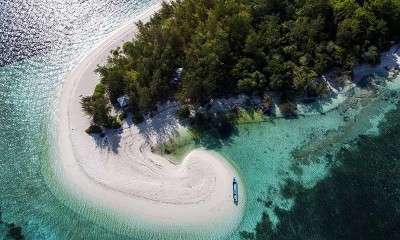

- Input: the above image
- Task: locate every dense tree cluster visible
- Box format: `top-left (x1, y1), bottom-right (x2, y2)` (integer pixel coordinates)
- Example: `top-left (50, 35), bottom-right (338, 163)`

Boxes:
top-left (81, 83), bottom-right (122, 130)
top-left (87, 0), bottom-right (400, 116)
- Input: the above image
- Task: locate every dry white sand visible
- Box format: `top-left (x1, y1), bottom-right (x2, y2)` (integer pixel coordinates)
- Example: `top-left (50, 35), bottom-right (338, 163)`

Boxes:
top-left (56, 2), bottom-right (245, 237)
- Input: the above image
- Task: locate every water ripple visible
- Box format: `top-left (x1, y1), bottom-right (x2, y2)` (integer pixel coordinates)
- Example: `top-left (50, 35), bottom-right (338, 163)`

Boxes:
top-left (0, 0), bottom-right (159, 239)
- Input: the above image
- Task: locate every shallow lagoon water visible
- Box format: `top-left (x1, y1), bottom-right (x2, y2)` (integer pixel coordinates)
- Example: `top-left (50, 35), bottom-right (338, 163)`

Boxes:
top-left (0, 0), bottom-right (400, 239)
top-left (168, 73), bottom-right (400, 238)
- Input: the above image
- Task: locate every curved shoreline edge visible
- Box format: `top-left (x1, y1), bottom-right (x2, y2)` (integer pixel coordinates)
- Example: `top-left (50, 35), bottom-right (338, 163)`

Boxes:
top-left (56, 2), bottom-right (245, 239)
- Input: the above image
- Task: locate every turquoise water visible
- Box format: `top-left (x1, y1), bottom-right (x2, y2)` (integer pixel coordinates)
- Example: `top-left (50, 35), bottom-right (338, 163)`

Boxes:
top-left (0, 1), bottom-right (160, 239)
top-left (170, 74), bottom-right (400, 238)
top-left (218, 113), bottom-right (342, 234)
top-left (1, 0), bottom-right (400, 239)
top-left (236, 100), bottom-right (400, 240)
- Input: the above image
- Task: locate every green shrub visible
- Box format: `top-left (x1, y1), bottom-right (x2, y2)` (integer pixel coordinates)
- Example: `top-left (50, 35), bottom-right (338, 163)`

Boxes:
top-left (111, 116), bottom-right (122, 129)
top-left (278, 101), bottom-right (297, 118)
top-left (262, 94), bottom-right (274, 114)
top-left (119, 112), bottom-right (128, 120)
top-left (81, 95), bottom-right (111, 127)
top-left (85, 125), bottom-right (102, 134)
top-left (176, 106), bottom-right (190, 119)
top-left (132, 115), bottom-right (145, 124)
top-left (362, 45), bottom-right (380, 65)
top-left (102, 116), bottom-right (122, 129)
top-left (189, 112), bottom-right (212, 130)
top-left (111, 120), bottom-right (122, 129)
top-left (92, 83), bottom-right (105, 98)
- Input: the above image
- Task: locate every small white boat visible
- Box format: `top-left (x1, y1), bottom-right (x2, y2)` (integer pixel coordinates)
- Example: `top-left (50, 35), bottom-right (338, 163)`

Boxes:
top-left (233, 177), bottom-right (238, 204)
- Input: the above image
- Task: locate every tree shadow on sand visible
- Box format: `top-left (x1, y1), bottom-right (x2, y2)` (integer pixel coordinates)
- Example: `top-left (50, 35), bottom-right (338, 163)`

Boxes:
top-left (87, 101), bottom-right (244, 155)
top-left (132, 102), bottom-right (182, 147)
top-left (90, 129), bottom-right (122, 154)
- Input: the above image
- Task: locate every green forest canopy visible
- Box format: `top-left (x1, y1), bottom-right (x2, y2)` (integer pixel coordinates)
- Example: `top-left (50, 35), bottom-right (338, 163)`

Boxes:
top-left (84, 0), bottom-right (400, 125)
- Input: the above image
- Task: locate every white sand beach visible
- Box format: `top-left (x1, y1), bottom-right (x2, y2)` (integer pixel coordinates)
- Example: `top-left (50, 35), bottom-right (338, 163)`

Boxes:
top-left (56, 2), bottom-right (245, 237)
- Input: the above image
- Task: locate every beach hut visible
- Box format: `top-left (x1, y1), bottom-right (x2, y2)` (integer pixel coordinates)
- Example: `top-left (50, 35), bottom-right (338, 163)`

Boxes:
top-left (117, 95), bottom-right (129, 108)
top-left (171, 67), bottom-right (184, 85)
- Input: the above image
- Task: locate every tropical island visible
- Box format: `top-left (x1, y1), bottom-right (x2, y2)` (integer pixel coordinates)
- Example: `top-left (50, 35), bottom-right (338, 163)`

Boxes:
top-left (81, 0), bottom-right (400, 131)
top-left (55, 0), bottom-right (400, 239)
top-left (57, 2), bottom-right (246, 239)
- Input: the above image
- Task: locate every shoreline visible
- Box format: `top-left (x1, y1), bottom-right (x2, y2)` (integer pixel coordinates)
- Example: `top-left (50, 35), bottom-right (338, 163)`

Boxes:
top-left (56, 2), bottom-right (245, 239)
top-left (157, 45), bottom-right (400, 160)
